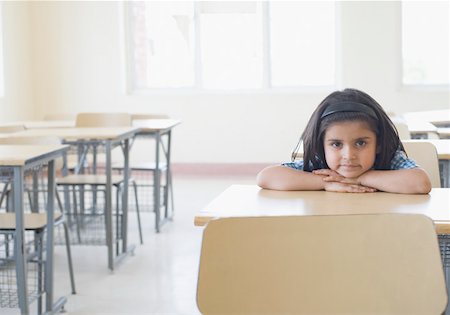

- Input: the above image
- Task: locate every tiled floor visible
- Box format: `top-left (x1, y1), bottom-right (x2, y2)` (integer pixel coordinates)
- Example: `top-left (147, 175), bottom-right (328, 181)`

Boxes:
top-left (2, 175), bottom-right (255, 315)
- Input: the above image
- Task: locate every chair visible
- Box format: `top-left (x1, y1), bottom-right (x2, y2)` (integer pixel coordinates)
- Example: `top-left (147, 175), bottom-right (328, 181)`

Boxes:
top-left (402, 141), bottom-right (441, 188)
top-left (0, 136), bottom-right (76, 297)
top-left (56, 112), bottom-right (143, 244)
top-left (197, 214), bottom-right (447, 314)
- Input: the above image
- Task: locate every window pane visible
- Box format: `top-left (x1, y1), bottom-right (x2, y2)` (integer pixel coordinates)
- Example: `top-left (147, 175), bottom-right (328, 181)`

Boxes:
top-left (200, 2), bottom-right (263, 89)
top-left (402, 1), bottom-right (449, 85)
top-left (129, 1), bottom-right (195, 88)
top-left (269, 2), bottom-right (335, 87)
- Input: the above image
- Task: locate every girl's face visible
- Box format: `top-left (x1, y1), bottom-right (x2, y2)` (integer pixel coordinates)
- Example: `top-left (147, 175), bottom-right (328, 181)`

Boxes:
top-left (323, 120), bottom-right (377, 178)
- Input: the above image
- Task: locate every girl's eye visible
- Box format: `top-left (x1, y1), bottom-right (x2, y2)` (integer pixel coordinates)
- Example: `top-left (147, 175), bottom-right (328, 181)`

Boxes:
top-left (331, 142), bottom-right (342, 148)
top-left (355, 140), bottom-right (366, 147)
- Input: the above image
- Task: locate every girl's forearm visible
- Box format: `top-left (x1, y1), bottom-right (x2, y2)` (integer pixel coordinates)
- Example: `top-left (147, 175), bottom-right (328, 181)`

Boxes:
top-left (358, 169), bottom-right (432, 194)
top-left (256, 165), bottom-right (325, 191)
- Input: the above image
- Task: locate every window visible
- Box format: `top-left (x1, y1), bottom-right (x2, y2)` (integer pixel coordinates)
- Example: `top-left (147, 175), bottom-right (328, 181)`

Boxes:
top-left (402, 1), bottom-right (449, 86)
top-left (125, 1), bottom-right (336, 91)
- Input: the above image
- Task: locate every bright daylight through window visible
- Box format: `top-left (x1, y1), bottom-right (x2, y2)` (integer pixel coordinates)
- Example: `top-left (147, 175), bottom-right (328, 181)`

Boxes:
top-left (126, 1), bottom-right (336, 91)
top-left (402, 1), bottom-right (449, 86)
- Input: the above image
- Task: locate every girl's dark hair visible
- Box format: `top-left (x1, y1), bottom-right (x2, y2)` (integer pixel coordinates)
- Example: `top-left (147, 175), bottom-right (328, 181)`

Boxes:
top-left (292, 88), bottom-right (403, 171)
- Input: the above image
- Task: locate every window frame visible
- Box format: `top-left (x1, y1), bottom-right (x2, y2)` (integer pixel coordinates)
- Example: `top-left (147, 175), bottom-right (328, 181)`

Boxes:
top-left (121, 1), bottom-right (339, 94)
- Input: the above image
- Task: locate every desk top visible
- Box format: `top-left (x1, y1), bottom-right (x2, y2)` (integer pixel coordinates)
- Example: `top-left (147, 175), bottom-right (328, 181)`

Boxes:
top-left (195, 185), bottom-right (450, 233)
top-left (18, 120), bottom-right (75, 129)
top-left (0, 145), bottom-right (68, 166)
top-left (403, 109), bottom-right (450, 126)
top-left (132, 119), bottom-right (181, 132)
top-left (4, 127), bottom-right (139, 142)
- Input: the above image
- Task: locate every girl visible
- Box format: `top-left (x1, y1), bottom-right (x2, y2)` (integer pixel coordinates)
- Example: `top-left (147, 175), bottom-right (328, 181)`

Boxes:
top-left (257, 88), bottom-right (431, 194)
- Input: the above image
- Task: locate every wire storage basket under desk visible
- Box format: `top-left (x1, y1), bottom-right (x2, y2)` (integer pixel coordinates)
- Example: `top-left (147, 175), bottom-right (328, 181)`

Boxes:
top-left (56, 187), bottom-right (122, 246)
top-left (0, 230), bottom-right (43, 309)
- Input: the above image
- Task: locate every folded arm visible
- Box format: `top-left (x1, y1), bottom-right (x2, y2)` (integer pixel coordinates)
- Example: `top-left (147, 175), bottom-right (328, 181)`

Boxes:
top-left (257, 165), bottom-right (375, 193)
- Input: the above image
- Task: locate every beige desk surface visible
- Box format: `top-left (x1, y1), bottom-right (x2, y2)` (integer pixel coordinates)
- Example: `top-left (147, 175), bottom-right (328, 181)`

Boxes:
top-left (0, 145), bottom-right (68, 166)
top-left (132, 119), bottom-right (181, 131)
top-left (18, 120), bottom-right (75, 129)
top-left (3, 127), bottom-right (139, 141)
top-left (403, 109), bottom-right (450, 125)
top-left (406, 120), bottom-right (438, 134)
top-left (195, 185), bottom-right (450, 233)
top-left (293, 139), bottom-right (450, 160)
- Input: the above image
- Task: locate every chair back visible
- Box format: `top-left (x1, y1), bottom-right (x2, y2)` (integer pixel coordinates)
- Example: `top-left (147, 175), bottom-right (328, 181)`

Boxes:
top-left (394, 121), bottom-right (411, 139)
top-left (76, 113), bottom-right (131, 127)
top-left (402, 141), bottom-right (441, 188)
top-left (0, 124), bottom-right (26, 133)
top-left (197, 214), bottom-right (447, 314)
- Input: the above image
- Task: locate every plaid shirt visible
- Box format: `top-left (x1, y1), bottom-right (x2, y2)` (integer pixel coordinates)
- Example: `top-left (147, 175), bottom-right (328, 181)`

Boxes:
top-left (283, 150), bottom-right (418, 171)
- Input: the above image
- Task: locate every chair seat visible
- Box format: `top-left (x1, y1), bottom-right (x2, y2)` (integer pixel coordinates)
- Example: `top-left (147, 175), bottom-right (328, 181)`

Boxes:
top-left (56, 174), bottom-right (125, 186)
top-left (0, 212), bottom-right (63, 230)
top-left (112, 161), bottom-right (167, 171)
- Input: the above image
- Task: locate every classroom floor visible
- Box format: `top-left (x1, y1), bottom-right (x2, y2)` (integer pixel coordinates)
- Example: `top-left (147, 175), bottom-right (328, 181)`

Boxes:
top-left (3, 174), bottom-right (255, 315)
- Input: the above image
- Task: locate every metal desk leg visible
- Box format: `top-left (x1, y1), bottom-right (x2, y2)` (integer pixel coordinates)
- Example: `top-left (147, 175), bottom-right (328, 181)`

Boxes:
top-left (45, 161), bottom-right (55, 311)
top-left (164, 131), bottom-right (172, 219)
top-left (105, 141), bottom-right (114, 270)
top-left (154, 132), bottom-right (161, 233)
top-left (13, 167), bottom-right (29, 315)
top-left (440, 160), bottom-right (449, 188)
top-left (122, 139), bottom-right (130, 252)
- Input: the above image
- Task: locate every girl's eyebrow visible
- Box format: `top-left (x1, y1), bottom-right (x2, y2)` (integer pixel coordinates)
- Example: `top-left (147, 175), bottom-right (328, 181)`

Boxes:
top-left (325, 136), bottom-right (373, 141)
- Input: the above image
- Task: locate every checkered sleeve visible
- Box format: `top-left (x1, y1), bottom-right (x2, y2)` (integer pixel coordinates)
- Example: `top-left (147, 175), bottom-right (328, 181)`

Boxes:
top-left (282, 160), bottom-right (304, 170)
top-left (390, 150), bottom-right (418, 170)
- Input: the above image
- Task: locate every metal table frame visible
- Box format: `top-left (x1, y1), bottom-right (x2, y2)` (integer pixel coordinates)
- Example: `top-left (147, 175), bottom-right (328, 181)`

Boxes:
top-left (0, 145), bottom-right (68, 315)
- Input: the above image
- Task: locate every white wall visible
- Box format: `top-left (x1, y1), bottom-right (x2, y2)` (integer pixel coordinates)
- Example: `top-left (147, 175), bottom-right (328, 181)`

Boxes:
top-left (0, 2), bottom-right (34, 121)
top-left (2, 1), bottom-right (449, 164)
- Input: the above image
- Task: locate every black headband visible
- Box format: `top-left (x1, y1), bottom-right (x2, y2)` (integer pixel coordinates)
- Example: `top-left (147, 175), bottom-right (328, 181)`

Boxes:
top-left (320, 101), bottom-right (378, 120)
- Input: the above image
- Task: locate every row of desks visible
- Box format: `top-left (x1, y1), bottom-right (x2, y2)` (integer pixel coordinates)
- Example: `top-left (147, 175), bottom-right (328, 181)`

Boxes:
top-left (0, 119), bottom-right (180, 315)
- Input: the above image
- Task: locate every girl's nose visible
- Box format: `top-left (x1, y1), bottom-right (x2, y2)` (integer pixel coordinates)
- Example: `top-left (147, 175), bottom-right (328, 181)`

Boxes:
top-left (342, 146), bottom-right (356, 159)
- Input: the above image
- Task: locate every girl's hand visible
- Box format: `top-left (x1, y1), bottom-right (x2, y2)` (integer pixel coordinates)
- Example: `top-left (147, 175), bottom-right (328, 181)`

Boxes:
top-left (313, 169), bottom-right (360, 185)
top-left (323, 181), bottom-right (376, 193)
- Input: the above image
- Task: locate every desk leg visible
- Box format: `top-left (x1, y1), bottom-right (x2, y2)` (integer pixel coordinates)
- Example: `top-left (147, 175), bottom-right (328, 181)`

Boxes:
top-left (13, 167), bottom-right (29, 315)
top-left (164, 130), bottom-right (172, 219)
top-left (154, 132), bottom-right (161, 233)
top-left (105, 141), bottom-right (114, 270)
top-left (439, 160), bottom-right (449, 188)
top-left (122, 139), bottom-right (129, 252)
top-left (45, 161), bottom-right (55, 311)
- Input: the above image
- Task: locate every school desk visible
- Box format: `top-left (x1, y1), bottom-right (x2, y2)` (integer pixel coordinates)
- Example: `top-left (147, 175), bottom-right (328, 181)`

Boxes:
top-left (0, 144), bottom-right (68, 315)
top-left (194, 185), bottom-right (450, 233)
top-left (438, 128), bottom-right (450, 139)
top-left (403, 109), bottom-right (450, 128)
top-left (406, 120), bottom-right (439, 139)
top-left (6, 127), bottom-right (139, 270)
top-left (132, 119), bottom-right (181, 232)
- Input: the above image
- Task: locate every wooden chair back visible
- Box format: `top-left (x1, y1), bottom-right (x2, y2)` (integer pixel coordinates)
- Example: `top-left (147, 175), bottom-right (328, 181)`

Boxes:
top-left (197, 214), bottom-right (447, 314)
top-left (76, 112), bottom-right (131, 127)
top-left (403, 141), bottom-right (441, 188)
